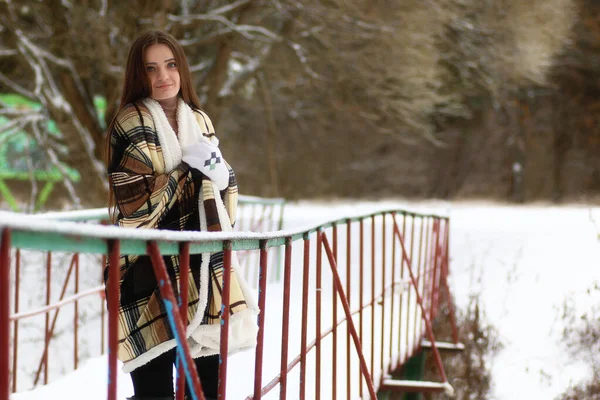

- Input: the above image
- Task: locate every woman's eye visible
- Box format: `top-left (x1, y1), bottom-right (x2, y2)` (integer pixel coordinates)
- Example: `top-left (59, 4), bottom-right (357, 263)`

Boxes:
top-left (168, 62), bottom-right (177, 68)
top-left (146, 66), bottom-right (155, 72)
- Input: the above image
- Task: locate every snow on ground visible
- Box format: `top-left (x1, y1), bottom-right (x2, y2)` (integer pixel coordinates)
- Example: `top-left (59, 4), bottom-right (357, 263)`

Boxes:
top-left (9, 200), bottom-right (600, 400)
top-left (448, 203), bottom-right (599, 400)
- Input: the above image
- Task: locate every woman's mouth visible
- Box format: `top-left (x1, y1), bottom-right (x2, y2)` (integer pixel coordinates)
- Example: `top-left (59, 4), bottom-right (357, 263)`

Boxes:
top-left (156, 84), bottom-right (172, 89)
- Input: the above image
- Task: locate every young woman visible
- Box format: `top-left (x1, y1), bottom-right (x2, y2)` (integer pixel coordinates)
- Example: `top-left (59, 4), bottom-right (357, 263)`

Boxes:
top-left (104, 30), bottom-right (258, 400)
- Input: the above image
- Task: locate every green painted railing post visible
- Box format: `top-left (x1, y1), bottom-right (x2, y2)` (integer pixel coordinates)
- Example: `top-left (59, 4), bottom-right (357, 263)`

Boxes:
top-left (0, 179), bottom-right (20, 212)
top-left (275, 202), bottom-right (285, 282)
top-left (35, 181), bottom-right (55, 211)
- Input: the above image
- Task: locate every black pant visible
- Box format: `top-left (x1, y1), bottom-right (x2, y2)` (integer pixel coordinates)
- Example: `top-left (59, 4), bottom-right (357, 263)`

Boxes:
top-left (130, 349), bottom-right (219, 398)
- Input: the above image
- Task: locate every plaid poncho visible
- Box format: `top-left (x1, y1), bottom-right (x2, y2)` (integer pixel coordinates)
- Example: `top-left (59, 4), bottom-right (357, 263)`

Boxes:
top-left (106, 99), bottom-right (258, 373)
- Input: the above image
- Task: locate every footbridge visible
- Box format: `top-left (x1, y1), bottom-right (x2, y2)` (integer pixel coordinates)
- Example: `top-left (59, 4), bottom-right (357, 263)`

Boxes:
top-left (0, 197), bottom-right (461, 399)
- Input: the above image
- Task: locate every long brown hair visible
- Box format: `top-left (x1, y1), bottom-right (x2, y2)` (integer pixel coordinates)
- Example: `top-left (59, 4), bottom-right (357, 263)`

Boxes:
top-left (105, 30), bottom-right (202, 216)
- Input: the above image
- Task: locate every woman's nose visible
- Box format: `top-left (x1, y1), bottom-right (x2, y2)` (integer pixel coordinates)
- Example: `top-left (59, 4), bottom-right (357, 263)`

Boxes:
top-left (158, 67), bottom-right (169, 80)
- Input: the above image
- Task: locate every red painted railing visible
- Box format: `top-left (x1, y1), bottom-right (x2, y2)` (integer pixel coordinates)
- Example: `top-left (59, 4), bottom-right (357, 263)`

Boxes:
top-left (1, 207), bottom-right (457, 400)
top-left (2, 197), bottom-right (283, 396)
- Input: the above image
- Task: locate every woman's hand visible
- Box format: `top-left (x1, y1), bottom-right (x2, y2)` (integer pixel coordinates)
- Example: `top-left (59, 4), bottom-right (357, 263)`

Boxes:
top-left (181, 141), bottom-right (230, 190)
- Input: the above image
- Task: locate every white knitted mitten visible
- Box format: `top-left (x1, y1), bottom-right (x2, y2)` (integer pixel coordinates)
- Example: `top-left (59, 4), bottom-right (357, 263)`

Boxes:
top-left (181, 141), bottom-right (230, 190)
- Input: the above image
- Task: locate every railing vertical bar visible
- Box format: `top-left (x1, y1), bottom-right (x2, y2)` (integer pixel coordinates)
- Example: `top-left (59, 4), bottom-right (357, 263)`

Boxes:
top-left (422, 219), bottom-right (430, 338)
top-left (406, 215), bottom-right (415, 359)
top-left (358, 219), bottom-right (364, 399)
top-left (236, 207), bottom-right (247, 280)
top-left (219, 241), bottom-right (233, 400)
top-left (370, 215), bottom-right (375, 377)
top-left (389, 213), bottom-right (396, 369)
top-left (279, 237), bottom-right (293, 400)
top-left (257, 204), bottom-right (268, 231)
top-left (430, 220), bottom-right (441, 322)
top-left (267, 204), bottom-right (276, 232)
top-left (266, 205), bottom-right (276, 283)
top-left (431, 222), bottom-right (440, 320)
top-left (434, 221), bottom-right (442, 316)
top-left (253, 240), bottom-right (269, 400)
top-left (34, 254), bottom-right (78, 386)
top-left (380, 213), bottom-right (386, 374)
top-left (176, 242), bottom-right (190, 400)
top-left (275, 202), bottom-right (286, 282)
top-left (1, 229), bottom-right (12, 400)
top-left (346, 220), bottom-right (351, 400)
top-left (248, 204), bottom-right (257, 238)
top-left (422, 217), bottom-right (433, 340)
top-left (107, 240), bottom-right (121, 400)
top-left (316, 229), bottom-right (323, 400)
top-left (413, 217), bottom-right (425, 354)
top-left (11, 249), bottom-right (20, 393)
top-left (44, 252), bottom-right (51, 384)
top-left (404, 213), bottom-right (409, 364)
top-left (322, 234), bottom-right (377, 400)
top-left (299, 235), bottom-right (310, 400)
top-left (147, 242), bottom-right (204, 400)
top-left (397, 213), bottom-right (406, 367)
top-left (253, 205), bottom-right (269, 284)
top-left (247, 205), bottom-right (257, 283)
top-left (101, 253), bottom-right (106, 356)
top-left (74, 253), bottom-right (80, 370)
top-left (332, 223), bottom-right (337, 400)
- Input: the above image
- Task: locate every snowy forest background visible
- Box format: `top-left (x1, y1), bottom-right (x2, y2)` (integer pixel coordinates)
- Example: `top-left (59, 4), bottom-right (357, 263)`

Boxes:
top-left (0, 0), bottom-right (599, 207)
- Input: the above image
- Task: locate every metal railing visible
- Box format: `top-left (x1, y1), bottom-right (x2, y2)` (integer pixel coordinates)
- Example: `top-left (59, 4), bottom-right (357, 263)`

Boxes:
top-left (0, 204), bottom-right (457, 400)
top-left (35, 195), bottom-right (286, 283)
top-left (1, 195), bottom-right (284, 395)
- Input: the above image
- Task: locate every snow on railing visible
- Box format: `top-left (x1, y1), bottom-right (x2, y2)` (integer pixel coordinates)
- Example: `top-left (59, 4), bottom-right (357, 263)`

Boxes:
top-left (33, 195), bottom-right (286, 283)
top-left (0, 196), bottom-right (284, 397)
top-left (0, 205), bottom-right (457, 400)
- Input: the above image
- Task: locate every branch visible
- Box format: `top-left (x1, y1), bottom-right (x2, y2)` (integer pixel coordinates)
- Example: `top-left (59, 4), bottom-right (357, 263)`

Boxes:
top-left (341, 14), bottom-right (394, 33)
top-left (16, 42), bottom-right (44, 96)
top-left (189, 59), bottom-right (212, 73)
top-left (16, 34), bottom-right (106, 182)
top-left (18, 33), bottom-right (93, 118)
top-left (208, 0), bottom-right (254, 16)
top-left (99, 0), bottom-right (107, 17)
top-left (16, 35), bottom-right (62, 101)
top-left (0, 115), bottom-right (43, 136)
top-left (0, 49), bottom-right (18, 57)
top-left (286, 40), bottom-right (320, 79)
top-left (217, 14), bottom-right (313, 98)
top-left (108, 64), bottom-right (124, 76)
top-left (180, 29), bottom-right (234, 47)
top-left (167, 14), bottom-right (280, 42)
top-left (30, 122), bottom-right (82, 209)
top-left (0, 71), bottom-right (36, 100)
top-left (218, 45), bottom-right (272, 97)
top-left (0, 108), bottom-right (44, 117)
top-left (180, 0), bottom-right (189, 16)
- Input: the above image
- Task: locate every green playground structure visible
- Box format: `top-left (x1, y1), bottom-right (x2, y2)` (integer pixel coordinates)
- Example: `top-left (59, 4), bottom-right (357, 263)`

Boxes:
top-left (0, 93), bottom-right (109, 210)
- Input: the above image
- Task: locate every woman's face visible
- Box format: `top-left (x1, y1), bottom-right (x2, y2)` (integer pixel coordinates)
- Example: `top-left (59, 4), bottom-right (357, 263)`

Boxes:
top-left (143, 43), bottom-right (181, 100)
